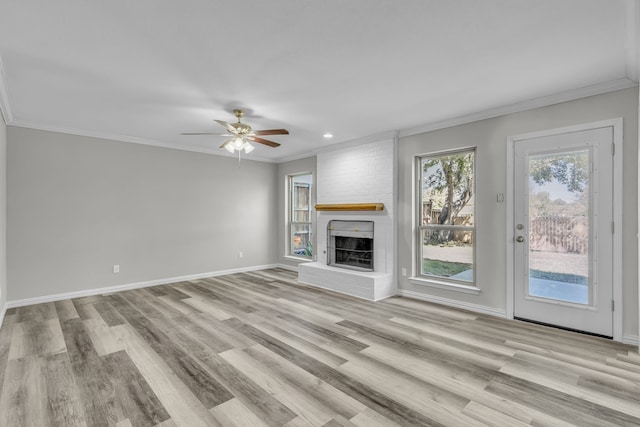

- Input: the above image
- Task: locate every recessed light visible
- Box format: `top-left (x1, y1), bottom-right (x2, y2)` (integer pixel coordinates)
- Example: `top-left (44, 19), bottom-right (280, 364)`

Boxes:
top-left (323, 133), bottom-right (334, 139)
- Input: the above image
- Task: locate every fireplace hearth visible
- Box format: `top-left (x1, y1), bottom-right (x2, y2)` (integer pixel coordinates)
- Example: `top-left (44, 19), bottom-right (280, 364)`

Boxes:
top-left (327, 220), bottom-right (374, 272)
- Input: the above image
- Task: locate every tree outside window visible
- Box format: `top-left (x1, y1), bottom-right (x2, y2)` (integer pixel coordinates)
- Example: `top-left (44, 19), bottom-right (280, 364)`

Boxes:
top-left (418, 149), bottom-right (475, 282)
top-left (289, 173), bottom-right (313, 258)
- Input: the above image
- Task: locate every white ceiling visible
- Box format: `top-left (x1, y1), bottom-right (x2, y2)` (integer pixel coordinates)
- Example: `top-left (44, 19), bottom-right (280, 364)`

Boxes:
top-left (0, 0), bottom-right (637, 162)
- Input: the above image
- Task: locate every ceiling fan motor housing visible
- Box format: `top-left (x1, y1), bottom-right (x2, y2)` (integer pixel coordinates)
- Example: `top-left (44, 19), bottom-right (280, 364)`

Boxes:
top-left (231, 109), bottom-right (252, 134)
top-left (231, 122), bottom-right (252, 134)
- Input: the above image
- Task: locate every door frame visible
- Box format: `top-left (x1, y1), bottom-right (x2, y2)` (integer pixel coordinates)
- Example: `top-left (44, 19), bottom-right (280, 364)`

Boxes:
top-left (506, 118), bottom-right (624, 342)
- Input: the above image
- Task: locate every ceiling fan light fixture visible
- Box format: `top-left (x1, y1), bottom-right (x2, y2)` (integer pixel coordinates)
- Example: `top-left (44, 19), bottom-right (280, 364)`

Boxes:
top-left (232, 136), bottom-right (245, 150)
top-left (222, 136), bottom-right (254, 154)
top-left (223, 141), bottom-right (236, 153)
top-left (242, 142), bottom-right (255, 154)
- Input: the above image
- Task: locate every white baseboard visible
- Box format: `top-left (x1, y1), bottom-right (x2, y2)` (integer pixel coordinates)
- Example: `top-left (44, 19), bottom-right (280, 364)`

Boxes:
top-left (398, 289), bottom-right (507, 318)
top-left (623, 334), bottom-right (639, 347)
top-left (6, 264), bottom-right (279, 309)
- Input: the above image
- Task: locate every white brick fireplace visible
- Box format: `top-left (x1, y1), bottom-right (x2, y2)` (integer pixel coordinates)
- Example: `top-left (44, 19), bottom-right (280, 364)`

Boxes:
top-left (298, 137), bottom-right (396, 301)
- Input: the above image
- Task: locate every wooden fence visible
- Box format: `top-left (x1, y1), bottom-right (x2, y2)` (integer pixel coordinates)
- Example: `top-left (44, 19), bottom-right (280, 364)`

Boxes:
top-left (529, 216), bottom-right (588, 254)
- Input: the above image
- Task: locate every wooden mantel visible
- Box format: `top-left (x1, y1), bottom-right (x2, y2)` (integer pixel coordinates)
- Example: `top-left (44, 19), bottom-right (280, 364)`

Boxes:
top-left (315, 203), bottom-right (384, 212)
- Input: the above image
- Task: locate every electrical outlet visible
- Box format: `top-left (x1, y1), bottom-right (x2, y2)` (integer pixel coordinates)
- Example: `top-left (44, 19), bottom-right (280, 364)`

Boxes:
top-left (238, 251), bottom-right (243, 259)
top-left (113, 264), bottom-right (120, 273)
top-left (401, 268), bottom-right (407, 277)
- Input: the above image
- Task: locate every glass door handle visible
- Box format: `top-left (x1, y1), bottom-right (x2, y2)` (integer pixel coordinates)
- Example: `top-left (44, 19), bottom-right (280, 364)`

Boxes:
top-left (516, 236), bottom-right (525, 243)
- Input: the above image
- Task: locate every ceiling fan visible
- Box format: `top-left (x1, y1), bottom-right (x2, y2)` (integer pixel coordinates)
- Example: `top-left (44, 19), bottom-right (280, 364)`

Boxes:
top-left (181, 109), bottom-right (289, 154)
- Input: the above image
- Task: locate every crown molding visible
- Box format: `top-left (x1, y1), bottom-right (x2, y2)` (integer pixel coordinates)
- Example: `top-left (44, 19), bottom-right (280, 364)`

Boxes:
top-left (2, 50), bottom-right (636, 165)
top-left (273, 77), bottom-right (637, 161)
top-left (8, 119), bottom-right (277, 163)
top-left (399, 77), bottom-right (638, 138)
top-left (0, 56), bottom-right (13, 124)
top-left (6, 75), bottom-right (636, 165)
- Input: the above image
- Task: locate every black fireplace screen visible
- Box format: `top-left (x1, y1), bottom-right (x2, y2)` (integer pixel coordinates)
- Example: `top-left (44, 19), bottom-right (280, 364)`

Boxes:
top-left (327, 220), bottom-right (374, 272)
top-left (334, 236), bottom-right (373, 269)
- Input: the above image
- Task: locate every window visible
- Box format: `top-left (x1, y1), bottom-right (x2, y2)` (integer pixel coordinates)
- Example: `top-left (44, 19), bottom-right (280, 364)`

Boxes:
top-left (417, 149), bottom-right (475, 283)
top-left (288, 173), bottom-right (313, 258)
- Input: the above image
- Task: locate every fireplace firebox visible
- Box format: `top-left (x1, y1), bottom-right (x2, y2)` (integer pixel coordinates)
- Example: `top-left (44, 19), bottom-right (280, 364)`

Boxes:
top-left (327, 220), bottom-right (374, 272)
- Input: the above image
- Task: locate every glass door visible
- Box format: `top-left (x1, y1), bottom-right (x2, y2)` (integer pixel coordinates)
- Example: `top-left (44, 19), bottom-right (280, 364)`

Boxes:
top-left (513, 127), bottom-right (613, 337)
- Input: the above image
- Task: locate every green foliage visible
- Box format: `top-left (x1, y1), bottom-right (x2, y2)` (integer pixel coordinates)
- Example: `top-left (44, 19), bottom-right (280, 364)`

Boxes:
top-left (302, 240), bottom-right (313, 257)
top-left (529, 191), bottom-right (587, 218)
top-left (422, 258), bottom-right (471, 277)
top-left (422, 151), bottom-right (474, 225)
top-left (423, 152), bottom-right (473, 198)
top-left (529, 152), bottom-right (588, 193)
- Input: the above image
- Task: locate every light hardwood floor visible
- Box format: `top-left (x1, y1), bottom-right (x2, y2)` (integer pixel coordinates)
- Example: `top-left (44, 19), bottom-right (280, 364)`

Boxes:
top-left (0, 268), bottom-right (638, 426)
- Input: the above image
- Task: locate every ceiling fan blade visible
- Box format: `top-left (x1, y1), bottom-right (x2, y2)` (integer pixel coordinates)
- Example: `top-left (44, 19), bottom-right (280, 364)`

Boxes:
top-left (214, 119), bottom-right (238, 134)
top-left (247, 136), bottom-right (281, 148)
top-left (181, 132), bottom-right (229, 136)
top-left (253, 128), bottom-right (289, 136)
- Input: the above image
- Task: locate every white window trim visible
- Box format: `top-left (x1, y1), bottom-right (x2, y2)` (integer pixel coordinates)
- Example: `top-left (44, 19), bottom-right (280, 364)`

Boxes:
top-left (283, 254), bottom-right (312, 263)
top-left (414, 148), bottom-right (477, 291)
top-left (287, 172), bottom-right (313, 259)
top-left (408, 276), bottom-right (481, 295)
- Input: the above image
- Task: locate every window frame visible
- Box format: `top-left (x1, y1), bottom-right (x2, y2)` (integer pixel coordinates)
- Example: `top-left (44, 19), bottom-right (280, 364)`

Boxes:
top-left (413, 147), bottom-right (478, 293)
top-left (287, 172), bottom-right (313, 259)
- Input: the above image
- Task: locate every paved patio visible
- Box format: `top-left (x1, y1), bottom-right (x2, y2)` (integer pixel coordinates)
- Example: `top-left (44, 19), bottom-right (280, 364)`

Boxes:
top-left (423, 245), bottom-right (588, 276)
top-left (426, 246), bottom-right (589, 304)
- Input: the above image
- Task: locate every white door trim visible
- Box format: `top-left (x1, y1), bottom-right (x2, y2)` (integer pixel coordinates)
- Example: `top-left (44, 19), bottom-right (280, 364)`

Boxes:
top-left (506, 118), bottom-right (624, 342)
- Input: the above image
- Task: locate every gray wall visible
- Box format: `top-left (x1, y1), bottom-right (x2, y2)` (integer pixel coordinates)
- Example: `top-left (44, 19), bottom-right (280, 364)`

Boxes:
top-left (398, 87), bottom-right (639, 338)
top-left (0, 114), bottom-right (5, 311)
top-left (7, 127), bottom-right (278, 301)
top-left (276, 156), bottom-right (317, 270)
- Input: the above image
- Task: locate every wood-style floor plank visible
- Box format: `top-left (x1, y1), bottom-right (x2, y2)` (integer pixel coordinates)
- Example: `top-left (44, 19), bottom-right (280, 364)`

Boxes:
top-left (209, 398), bottom-right (270, 427)
top-left (244, 344), bottom-right (367, 420)
top-left (235, 322), bottom-right (448, 426)
top-left (0, 268), bottom-right (637, 426)
top-left (0, 356), bottom-right (44, 426)
top-left (54, 300), bottom-right (80, 322)
top-left (92, 301), bottom-right (125, 327)
top-left (102, 350), bottom-right (171, 426)
top-left (60, 317), bottom-right (125, 426)
top-left (41, 352), bottom-right (88, 426)
top-left (108, 324), bottom-right (222, 427)
top-left (15, 302), bottom-right (57, 323)
top-left (8, 318), bottom-right (66, 360)
top-left (0, 311), bottom-right (15, 391)
top-left (220, 346), bottom-right (342, 426)
top-left (106, 293), bottom-right (234, 410)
